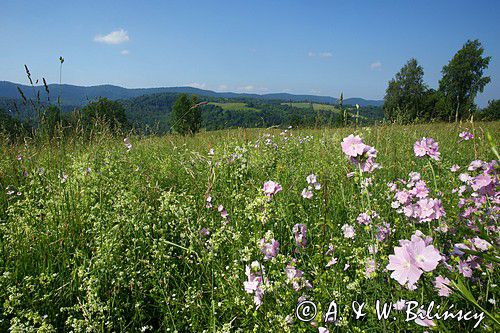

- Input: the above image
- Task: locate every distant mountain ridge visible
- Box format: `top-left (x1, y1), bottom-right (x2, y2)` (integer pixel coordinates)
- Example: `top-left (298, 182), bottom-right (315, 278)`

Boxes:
top-left (0, 81), bottom-right (384, 107)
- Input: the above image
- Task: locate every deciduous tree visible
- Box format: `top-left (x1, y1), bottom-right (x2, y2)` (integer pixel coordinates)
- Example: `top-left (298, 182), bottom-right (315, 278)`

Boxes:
top-left (439, 39), bottom-right (491, 121)
top-left (384, 58), bottom-right (427, 123)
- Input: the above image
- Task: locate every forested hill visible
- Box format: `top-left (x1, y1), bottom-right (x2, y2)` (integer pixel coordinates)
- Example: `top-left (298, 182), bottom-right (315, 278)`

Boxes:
top-left (0, 81), bottom-right (383, 107)
top-left (0, 81), bottom-right (385, 134)
top-left (122, 93), bottom-right (385, 134)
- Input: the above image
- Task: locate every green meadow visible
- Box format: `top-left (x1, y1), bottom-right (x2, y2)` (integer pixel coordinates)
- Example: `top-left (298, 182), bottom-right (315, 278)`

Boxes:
top-left (0, 121), bottom-right (498, 332)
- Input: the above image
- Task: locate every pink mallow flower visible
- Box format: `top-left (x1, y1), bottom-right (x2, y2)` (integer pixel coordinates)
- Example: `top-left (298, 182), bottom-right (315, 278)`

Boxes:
top-left (376, 222), bottom-right (391, 241)
top-left (415, 309), bottom-right (436, 327)
top-left (306, 173), bottom-right (317, 184)
top-left (244, 261), bottom-right (266, 307)
top-left (414, 137), bottom-right (440, 161)
top-left (341, 134), bottom-right (367, 157)
top-left (416, 198), bottom-right (446, 222)
top-left (356, 211), bottom-right (378, 225)
top-left (387, 232), bottom-right (441, 289)
top-left (459, 131), bottom-right (474, 141)
top-left (263, 180), bottom-right (282, 199)
top-left (356, 212), bottom-right (371, 225)
top-left (285, 264), bottom-right (312, 291)
top-left (341, 224), bottom-right (355, 239)
top-left (326, 257), bottom-right (338, 267)
top-left (391, 174), bottom-right (445, 223)
top-left (306, 173), bottom-right (321, 189)
top-left (468, 159), bottom-right (483, 171)
top-left (341, 135), bottom-right (380, 173)
top-left (471, 237), bottom-right (492, 251)
top-left (394, 300), bottom-right (407, 311)
top-left (471, 173), bottom-right (492, 192)
top-left (205, 196), bottom-right (212, 208)
top-left (259, 237), bottom-right (280, 261)
top-left (434, 275), bottom-right (452, 297)
top-left (301, 188), bottom-right (313, 199)
top-left (293, 224), bottom-right (307, 248)
top-left (458, 260), bottom-right (473, 278)
top-left (218, 204), bottom-right (229, 219)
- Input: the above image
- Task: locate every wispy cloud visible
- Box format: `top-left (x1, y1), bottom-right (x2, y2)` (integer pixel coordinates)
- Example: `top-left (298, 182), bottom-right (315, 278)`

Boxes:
top-left (318, 52), bottom-right (332, 58)
top-left (239, 85), bottom-right (255, 92)
top-left (236, 85), bottom-right (269, 93)
top-left (217, 84), bottom-right (228, 91)
top-left (187, 82), bottom-right (206, 89)
top-left (370, 61), bottom-right (382, 70)
top-left (120, 50), bottom-right (130, 55)
top-left (94, 29), bottom-right (130, 45)
top-left (308, 51), bottom-right (332, 58)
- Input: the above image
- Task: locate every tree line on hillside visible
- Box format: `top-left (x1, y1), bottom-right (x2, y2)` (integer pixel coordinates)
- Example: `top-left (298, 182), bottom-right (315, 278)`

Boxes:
top-left (2, 86), bottom-right (498, 139)
top-left (384, 40), bottom-right (496, 123)
top-left (1, 89), bottom-right (384, 138)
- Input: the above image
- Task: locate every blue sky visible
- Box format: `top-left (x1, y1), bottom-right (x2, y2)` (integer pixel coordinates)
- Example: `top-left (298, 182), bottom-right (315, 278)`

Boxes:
top-left (1, 0), bottom-right (498, 105)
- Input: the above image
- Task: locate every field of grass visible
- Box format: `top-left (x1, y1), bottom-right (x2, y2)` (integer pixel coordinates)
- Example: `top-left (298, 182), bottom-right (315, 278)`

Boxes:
top-left (281, 102), bottom-right (340, 112)
top-left (0, 122), bottom-right (499, 332)
top-left (209, 102), bottom-right (260, 112)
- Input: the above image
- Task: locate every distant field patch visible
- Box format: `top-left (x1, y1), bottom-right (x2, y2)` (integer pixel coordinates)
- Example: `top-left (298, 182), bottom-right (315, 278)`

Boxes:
top-left (281, 102), bottom-right (340, 112)
top-left (209, 102), bottom-right (259, 112)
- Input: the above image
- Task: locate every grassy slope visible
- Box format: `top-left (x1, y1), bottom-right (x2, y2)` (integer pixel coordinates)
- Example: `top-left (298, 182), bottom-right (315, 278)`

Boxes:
top-left (0, 121), bottom-right (498, 332)
top-left (281, 102), bottom-right (340, 112)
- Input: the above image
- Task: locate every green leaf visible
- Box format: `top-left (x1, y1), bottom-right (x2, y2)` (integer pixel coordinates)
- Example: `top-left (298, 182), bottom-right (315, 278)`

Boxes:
top-left (451, 278), bottom-right (500, 328)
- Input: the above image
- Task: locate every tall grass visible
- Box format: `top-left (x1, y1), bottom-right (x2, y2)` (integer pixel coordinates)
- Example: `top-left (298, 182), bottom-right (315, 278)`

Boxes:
top-left (0, 121), bottom-right (498, 332)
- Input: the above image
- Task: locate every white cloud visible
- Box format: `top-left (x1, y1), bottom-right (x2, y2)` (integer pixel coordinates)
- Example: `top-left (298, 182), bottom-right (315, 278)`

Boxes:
top-left (370, 61), bottom-right (382, 70)
top-left (309, 89), bottom-right (321, 94)
top-left (309, 51), bottom-right (332, 58)
top-left (217, 84), bottom-right (228, 91)
top-left (120, 49), bottom-right (130, 55)
top-left (187, 82), bottom-right (206, 89)
top-left (240, 85), bottom-right (254, 92)
top-left (235, 85), bottom-right (269, 93)
top-left (94, 29), bottom-right (130, 45)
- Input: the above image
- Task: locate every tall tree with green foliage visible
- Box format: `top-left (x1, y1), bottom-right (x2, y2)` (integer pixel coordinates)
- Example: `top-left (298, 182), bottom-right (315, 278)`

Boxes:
top-left (439, 39), bottom-right (491, 121)
top-left (80, 98), bottom-right (129, 132)
top-left (383, 58), bottom-right (427, 123)
top-left (170, 94), bottom-right (201, 135)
